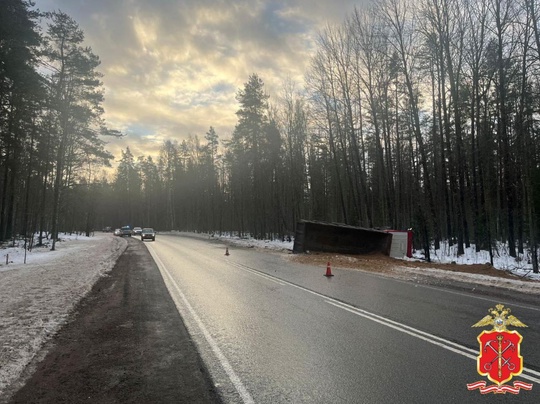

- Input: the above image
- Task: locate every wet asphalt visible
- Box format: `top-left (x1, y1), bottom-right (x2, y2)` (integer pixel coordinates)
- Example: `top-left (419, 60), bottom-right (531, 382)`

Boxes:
top-left (147, 233), bottom-right (540, 404)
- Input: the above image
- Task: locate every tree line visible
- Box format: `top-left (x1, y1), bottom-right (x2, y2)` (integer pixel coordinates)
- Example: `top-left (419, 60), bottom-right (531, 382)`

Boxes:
top-left (1, 0), bottom-right (120, 250)
top-left (2, 0), bottom-right (539, 272)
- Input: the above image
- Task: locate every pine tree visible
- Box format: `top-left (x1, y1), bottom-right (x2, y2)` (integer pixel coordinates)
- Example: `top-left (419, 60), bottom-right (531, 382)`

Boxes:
top-left (114, 147), bottom-right (141, 226)
top-left (230, 74), bottom-right (271, 237)
top-left (42, 11), bottom-right (112, 249)
top-left (0, 0), bottom-right (42, 242)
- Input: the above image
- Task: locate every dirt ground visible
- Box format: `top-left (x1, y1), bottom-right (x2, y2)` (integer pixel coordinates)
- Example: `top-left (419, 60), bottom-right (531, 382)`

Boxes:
top-left (290, 251), bottom-right (528, 280)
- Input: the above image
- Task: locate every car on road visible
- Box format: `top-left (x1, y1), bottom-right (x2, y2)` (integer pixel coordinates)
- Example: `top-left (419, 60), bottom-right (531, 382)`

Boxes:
top-left (120, 226), bottom-right (132, 237)
top-left (114, 228), bottom-right (121, 236)
top-left (133, 227), bottom-right (143, 236)
top-left (141, 228), bottom-right (156, 241)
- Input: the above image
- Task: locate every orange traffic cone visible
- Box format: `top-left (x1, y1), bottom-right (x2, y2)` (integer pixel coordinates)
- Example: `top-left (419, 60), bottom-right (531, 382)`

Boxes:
top-left (225, 247), bottom-right (230, 256)
top-left (324, 262), bottom-right (334, 277)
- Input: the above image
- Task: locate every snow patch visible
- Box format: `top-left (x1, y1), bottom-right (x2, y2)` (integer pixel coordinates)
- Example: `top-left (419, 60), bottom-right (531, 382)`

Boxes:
top-left (0, 233), bottom-right (127, 396)
top-left (409, 241), bottom-right (540, 281)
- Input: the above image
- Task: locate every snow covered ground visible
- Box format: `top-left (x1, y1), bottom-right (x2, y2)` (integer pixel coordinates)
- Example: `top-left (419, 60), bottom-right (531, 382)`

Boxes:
top-left (0, 233), bottom-right (127, 397)
top-left (0, 231), bottom-right (539, 398)
top-left (412, 240), bottom-right (540, 277)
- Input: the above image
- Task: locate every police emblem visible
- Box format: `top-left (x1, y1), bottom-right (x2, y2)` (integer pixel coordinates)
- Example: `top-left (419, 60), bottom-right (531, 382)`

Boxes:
top-left (467, 304), bottom-right (533, 394)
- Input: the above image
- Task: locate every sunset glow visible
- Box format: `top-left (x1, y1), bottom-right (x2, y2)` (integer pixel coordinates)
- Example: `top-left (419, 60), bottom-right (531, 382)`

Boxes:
top-left (34, 0), bottom-right (364, 159)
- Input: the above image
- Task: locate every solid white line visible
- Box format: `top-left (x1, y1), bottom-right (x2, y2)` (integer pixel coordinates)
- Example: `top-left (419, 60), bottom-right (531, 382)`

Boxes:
top-left (325, 302), bottom-right (540, 381)
top-left (326, 300), bottom-right (477, 358)
top-left (326, 300), bottom-right (540, 384)
top-left (147, 245), bottom-right (255, 404)
top-left (326, 300), bottom-right (478, 355)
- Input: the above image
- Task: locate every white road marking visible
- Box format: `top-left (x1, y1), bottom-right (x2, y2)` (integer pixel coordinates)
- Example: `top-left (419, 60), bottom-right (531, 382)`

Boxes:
top-left (147, 245), bottom-right (255, 404)
top-left (225, 261), bottom-right (540, 384)
top-left (326, 300), bottom-right (540, 383)
top-left (148, 240), bottom-right (540, 390)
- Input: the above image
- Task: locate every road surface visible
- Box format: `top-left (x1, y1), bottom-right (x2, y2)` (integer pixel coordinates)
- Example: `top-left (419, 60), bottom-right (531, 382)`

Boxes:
top-left (146, 233), bottom-right (540, 403)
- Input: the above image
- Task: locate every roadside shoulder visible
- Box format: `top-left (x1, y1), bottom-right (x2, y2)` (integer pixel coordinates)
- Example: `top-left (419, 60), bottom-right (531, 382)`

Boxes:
top-left (5, 237), bottom-right (221, 404)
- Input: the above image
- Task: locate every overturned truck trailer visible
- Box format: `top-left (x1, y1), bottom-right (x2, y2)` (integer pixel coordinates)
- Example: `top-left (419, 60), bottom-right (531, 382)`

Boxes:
top-left (293, 220), bottom-right (393, 256)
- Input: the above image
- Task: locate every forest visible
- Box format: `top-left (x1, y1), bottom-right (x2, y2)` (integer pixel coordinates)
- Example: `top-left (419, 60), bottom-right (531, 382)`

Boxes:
top-left (1, 0), bottom-right (539, 271)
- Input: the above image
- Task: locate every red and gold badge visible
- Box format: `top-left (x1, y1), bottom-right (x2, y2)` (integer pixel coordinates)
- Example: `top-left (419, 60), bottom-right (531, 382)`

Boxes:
top-left (467, 304), bottom-right (533, 394)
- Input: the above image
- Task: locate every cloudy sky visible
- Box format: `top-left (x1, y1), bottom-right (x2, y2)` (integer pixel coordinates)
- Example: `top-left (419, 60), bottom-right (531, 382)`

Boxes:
top-left (33, 0), bottom-right (368, 162)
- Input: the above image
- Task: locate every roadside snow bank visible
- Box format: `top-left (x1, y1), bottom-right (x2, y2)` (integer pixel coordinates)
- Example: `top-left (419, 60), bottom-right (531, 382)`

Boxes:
top-left (0, 233), bottom-right (127, 397)
top-left (411, 241), bottom-right (540, 280)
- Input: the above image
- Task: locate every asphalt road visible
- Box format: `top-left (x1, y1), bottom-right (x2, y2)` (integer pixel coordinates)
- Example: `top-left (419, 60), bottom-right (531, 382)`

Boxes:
top-left (147, 233), bottom-right (540, 403)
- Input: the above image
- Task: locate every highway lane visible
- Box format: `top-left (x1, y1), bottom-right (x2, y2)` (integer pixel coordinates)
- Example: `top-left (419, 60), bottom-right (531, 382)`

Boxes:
top-left (146, 233), bottom-right (540, 403)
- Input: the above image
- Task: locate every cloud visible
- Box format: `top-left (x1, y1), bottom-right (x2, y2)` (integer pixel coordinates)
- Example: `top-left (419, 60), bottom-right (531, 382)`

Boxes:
top-left (34, 0), bottom-right (366, 162)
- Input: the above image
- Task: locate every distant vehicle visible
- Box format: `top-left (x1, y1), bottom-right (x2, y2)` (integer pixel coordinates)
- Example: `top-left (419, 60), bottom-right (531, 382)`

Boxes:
top-left (120, 226), bottom-right (132, 237)
top-left (114, 228), bottom-right (121, 236)
top-left (133, 227), bottom-right (143, 236)
top-left (141, 228), bottom-right (156, 241)
top-left (103, 226), bottom-right (112, 232)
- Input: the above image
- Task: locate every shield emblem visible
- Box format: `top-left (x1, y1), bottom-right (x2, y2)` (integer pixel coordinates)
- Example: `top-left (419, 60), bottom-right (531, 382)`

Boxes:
top-left (477, 330), bottom-right (523, 385)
